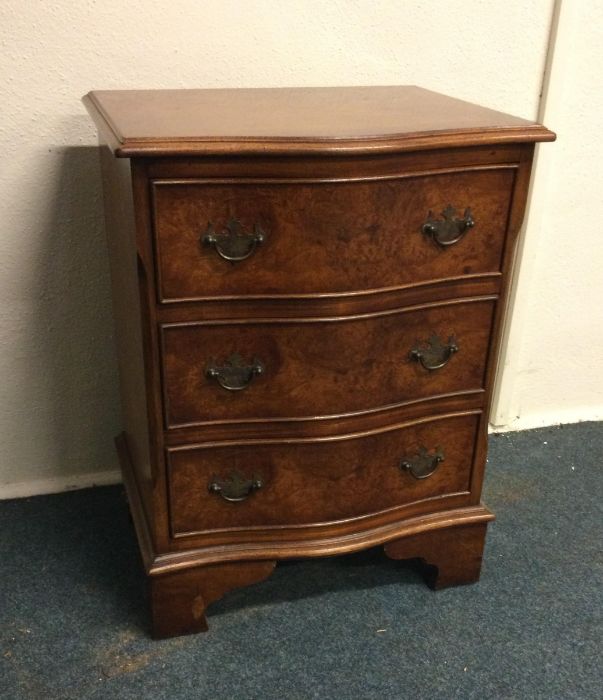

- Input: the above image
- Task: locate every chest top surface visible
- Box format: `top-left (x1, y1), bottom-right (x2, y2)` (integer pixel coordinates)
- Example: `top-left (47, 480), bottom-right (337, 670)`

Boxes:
top-left (83, 85), bottom-right (554, 157)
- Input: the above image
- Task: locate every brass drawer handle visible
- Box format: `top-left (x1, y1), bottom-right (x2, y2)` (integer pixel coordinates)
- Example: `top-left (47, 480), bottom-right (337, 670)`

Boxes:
top-left (202, 218), bottom-right (265, 262)
top-left (209, 470), bottom-right (263, 502)
top-left (422, 205), bottom-right (474, 247)
top-left (410, 333), bottom-right (458, 371)
top-left (205, 353), bottom-right (264, 391)
top-left (400, 447), bottom-right (444, 480)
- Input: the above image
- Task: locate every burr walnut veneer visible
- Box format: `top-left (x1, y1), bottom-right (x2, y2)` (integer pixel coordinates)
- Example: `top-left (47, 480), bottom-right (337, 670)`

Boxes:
top-left (84, 86), bottom-right (554, 638)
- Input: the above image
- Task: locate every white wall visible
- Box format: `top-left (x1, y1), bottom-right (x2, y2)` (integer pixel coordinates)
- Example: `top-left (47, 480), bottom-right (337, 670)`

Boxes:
top-left (492, 0), bottom-right (603, 431)
top-left (1, 0), bottom-right (596, 498)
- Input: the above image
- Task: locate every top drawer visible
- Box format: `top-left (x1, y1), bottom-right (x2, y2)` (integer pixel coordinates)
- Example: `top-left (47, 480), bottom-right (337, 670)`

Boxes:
top-left (151, 168), bottom-right (515, 303)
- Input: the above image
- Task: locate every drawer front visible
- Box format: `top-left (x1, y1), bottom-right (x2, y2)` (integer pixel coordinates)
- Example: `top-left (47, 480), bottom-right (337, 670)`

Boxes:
top-left (152, 168), bottom-right (515, 302)
top-left (168, 413), bottom-right (479, 537)
top-left (161, 298), bottom-right (496, 428)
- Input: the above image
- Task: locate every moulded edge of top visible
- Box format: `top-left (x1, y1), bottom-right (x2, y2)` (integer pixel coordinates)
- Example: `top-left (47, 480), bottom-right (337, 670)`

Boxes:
top-left (82, 91), bottom-right (556, 158)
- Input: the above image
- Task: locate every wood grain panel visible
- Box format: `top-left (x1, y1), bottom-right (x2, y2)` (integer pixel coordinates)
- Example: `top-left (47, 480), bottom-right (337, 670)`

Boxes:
top-left (97, 143), bottom-right (158, 533)
top-left (161, 297), bottom-right (496, 428)
top-left (168, 413), bottom-right (479, 537)
top-left (152, 168), bottom-right (515, 301)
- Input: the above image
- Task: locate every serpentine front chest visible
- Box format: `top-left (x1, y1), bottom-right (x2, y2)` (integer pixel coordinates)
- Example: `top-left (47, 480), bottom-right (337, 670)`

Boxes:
top-left (84, 86), bottom-right (554, 638)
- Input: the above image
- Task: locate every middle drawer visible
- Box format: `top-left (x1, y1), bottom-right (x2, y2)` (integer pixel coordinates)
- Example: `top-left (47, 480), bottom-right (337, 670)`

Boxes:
top-left (160, 297), bottom-right (496, 429)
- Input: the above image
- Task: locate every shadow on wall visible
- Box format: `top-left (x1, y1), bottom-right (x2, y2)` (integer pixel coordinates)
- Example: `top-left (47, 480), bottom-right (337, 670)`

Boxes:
top-left (33, 143), bottom-right (121, 482)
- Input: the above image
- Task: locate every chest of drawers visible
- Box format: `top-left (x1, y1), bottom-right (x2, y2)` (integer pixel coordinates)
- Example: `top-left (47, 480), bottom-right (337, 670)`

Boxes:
top-left (84, 86), bottom-right (554, 638)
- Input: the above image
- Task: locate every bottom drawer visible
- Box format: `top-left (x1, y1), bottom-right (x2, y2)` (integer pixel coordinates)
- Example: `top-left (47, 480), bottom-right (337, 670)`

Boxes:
top-left (167, 413), bottom-right (480, 538)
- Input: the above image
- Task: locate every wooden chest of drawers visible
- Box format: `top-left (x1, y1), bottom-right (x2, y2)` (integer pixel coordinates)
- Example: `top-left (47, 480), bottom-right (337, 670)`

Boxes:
top-left (84, 86), bottom-right (554, 638)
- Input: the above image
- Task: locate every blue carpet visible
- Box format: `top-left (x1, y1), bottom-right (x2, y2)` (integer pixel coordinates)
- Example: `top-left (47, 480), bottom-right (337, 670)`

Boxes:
top-left (0, 422), bottom-right (601, 699)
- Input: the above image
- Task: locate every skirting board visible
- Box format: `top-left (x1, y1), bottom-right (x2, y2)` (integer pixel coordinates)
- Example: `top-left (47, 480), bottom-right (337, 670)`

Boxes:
top-left (0, 469), bottom-right (122, 500)
top-left (490, 408), bottom-right (603, 433)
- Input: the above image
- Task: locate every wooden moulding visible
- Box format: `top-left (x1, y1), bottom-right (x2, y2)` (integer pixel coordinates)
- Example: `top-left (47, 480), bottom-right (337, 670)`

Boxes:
top-left (116, 433), bottom-right (493, 637)
top-left (83, 86), bottom-right (555, 159)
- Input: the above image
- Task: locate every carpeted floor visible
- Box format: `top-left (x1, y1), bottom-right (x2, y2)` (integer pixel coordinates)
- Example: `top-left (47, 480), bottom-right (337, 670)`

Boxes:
top-left (1, 422), bottom-right (601, 700)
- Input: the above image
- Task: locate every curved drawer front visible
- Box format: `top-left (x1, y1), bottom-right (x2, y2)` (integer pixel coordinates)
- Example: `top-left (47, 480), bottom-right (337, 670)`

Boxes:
top-left (168, 413), bottom-right (479, 538)
top-left (152, 168), bottom-right (515, 302)
top-left (161, 298), bottom-right (496, 428)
